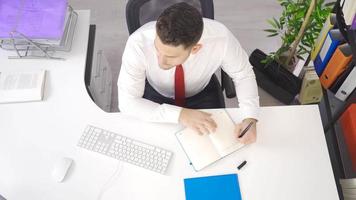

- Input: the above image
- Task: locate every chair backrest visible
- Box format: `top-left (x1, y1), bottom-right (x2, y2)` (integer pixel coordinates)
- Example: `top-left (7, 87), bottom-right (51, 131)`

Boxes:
top-left (125, 0), bottom-right (214, 35)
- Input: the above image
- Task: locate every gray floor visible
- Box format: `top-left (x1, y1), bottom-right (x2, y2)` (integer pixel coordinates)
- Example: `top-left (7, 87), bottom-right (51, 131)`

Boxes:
top-left (69, 0), bottom-right (284, 111)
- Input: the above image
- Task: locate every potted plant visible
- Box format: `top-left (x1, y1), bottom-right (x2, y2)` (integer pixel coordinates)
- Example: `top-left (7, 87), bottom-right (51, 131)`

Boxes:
top-left (249, 0), bottom-right (334, 104)
top-left (263, 0), bottom-right (334, 71)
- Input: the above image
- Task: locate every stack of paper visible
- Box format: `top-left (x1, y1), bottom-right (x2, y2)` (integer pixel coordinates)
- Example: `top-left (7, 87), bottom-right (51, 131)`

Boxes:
top-left (0, 0), bottom-right (77, 52)
top-left (0, 0), bottom-right (68, 39)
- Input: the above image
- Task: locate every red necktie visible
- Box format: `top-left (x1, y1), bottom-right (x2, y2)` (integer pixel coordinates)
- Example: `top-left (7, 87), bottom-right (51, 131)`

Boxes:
top-left (175, 64), bottom-right (185, 107)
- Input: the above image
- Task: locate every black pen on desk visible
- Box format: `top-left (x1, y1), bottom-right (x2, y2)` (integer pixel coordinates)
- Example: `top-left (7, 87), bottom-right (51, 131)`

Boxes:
top-left (237, 160), bottom-right (247, 170)
top-left (238, 121), bottom-right (254, 138)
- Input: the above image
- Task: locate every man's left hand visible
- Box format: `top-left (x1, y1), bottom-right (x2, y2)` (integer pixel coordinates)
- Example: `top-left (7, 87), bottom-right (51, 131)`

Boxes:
top-left (235, 118), bottom-right (257, 144)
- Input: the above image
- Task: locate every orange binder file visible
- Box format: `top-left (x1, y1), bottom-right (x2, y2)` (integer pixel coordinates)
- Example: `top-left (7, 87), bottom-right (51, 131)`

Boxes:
top-left (340, 104), bottom-right (356, 172)
top-left (320, 44), bottom-right (353, 89)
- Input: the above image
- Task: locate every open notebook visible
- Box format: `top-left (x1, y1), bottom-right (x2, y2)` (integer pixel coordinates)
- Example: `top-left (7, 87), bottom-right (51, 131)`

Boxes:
top-left (0, 70), bottom-right (46, 103)
top-left (176, 109), bottom-right (244, 171)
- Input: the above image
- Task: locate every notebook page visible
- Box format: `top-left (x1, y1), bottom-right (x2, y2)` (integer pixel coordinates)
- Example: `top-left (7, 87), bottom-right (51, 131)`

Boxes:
top-left (176, 127), bottom-right (220, 171)
top-left (207, 110), bottom-right (244, 156)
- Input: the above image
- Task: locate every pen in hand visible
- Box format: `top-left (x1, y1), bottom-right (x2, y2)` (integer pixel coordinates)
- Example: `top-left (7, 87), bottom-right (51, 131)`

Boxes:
top-left (238, 121), bottom-right (254, 138)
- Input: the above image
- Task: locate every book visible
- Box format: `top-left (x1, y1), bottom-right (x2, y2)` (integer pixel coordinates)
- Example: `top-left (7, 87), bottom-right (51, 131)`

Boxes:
top-left (320, 44), bottom-right (353, 89)
top-left (314, 29), bottom-right (345, 76)
top-left (299, 68), bottom-right (323, 104)
top-left (0, 70), bottom-right (46, 103)
top-left (311, 13), bottom-right (336, 61)
top-left (184, 174), bottom-right (242, 200)
top-left (176, 109), bottom-right (244, 171)
top-left (335, 67), bottom-right (356, 101)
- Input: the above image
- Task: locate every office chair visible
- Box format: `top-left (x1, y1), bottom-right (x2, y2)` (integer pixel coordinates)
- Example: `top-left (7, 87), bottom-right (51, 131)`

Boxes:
top-left (0, 194), bottom-right (6, 200)
top-left (125, 0), bottom-right (237, 108)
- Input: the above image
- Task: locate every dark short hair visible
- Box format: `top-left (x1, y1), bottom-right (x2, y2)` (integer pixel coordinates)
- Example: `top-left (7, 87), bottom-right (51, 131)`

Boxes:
top-left (156, 2), bottom-right (203, 49)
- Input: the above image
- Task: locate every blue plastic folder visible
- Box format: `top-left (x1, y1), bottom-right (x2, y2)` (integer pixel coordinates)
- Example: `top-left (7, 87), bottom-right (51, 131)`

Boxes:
top-left (314, 29), bottom-right (344, 76)
top-left (184, 174), bottom-right (242, 200)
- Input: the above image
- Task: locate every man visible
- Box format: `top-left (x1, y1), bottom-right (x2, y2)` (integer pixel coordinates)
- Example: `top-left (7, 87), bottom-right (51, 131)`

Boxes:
top-left (118, 2), bottom-right (259, 144)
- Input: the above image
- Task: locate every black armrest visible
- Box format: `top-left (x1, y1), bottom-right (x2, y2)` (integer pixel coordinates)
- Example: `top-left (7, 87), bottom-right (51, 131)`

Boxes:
top-left (85, 24), bottom-right (96, 101)
top-left (221, 70), bottom-right (236, 98)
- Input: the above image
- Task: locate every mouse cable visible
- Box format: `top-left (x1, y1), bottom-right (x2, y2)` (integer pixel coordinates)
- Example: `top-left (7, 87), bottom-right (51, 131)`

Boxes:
top-left (97, 161), bottom-right (124, 200)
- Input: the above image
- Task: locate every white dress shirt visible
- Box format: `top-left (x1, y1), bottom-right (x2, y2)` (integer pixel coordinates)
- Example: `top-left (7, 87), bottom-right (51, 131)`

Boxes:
top-left (118, 18), bottom-right (260, 123)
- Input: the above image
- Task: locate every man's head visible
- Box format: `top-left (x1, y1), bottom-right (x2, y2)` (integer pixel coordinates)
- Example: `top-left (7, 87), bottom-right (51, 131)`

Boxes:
top-left (155, 2), bottom-right (203, 69)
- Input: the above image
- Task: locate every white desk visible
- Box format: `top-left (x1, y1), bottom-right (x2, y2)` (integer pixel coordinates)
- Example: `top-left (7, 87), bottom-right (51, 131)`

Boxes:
top-left (0, 10), bottom-right (339, 200)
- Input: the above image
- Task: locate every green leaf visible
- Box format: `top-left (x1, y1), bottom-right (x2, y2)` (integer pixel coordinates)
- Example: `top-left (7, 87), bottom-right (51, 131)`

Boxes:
top-left (267, 33), bottom-right (279, 37)
top-left (299, 44), bottom-right (309, 51)
top-left (261, 59), bottom-right (267, 64)
top-left (296, 11), bottom-right (305, 20)
top-left (273, 17), bottom-right (281, 29)
top-left (324, 2), bottom-right (336, 7)
top-left (297, 55), bottom-right (305, 60)
top-left (267, 18), bottom-right (278, 28)
top-left (264, 29), bottom-right (278, 33)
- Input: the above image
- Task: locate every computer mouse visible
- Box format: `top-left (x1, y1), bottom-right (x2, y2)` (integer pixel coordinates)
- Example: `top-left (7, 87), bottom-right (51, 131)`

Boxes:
top-left (52, 157), bottom-right (73, 182)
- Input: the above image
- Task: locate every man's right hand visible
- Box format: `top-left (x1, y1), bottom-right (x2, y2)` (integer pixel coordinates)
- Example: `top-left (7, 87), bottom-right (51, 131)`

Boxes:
top-left (178, 108), bottom-right (217, 135)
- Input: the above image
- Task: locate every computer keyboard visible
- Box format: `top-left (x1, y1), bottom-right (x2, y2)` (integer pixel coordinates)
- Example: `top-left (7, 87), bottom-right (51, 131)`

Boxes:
top-left (77, 125), bottom-right (173, 174)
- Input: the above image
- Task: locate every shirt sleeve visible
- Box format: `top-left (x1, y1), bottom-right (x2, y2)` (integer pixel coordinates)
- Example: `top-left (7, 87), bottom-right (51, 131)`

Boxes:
top-left (118, 36), bottom-right (182, 123)
top-left (221, 28), bottom-right (260, 120)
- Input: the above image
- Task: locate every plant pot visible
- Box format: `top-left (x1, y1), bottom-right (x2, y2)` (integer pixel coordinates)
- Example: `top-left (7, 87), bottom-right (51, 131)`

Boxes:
top-left (249, 49), bottom-right (302, 104)
top-left (276, 49), bottom-right (299, 73)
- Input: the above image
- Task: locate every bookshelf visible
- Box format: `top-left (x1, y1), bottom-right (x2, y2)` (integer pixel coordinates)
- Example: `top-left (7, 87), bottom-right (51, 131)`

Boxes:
top-left (318, 21), bottom-right (356, 199)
